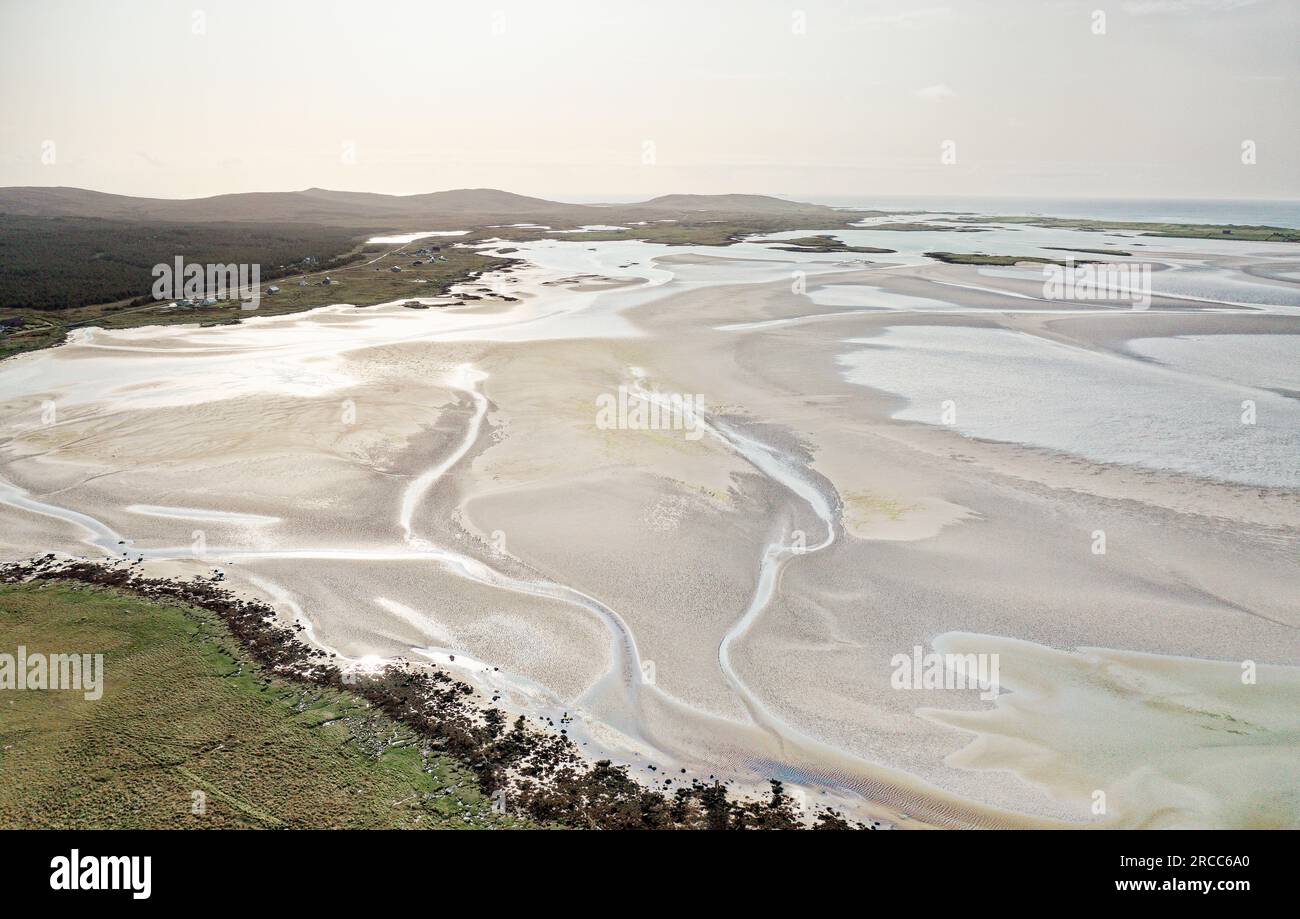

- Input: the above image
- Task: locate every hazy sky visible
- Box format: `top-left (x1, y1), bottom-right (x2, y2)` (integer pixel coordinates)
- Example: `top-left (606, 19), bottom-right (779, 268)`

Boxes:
top-left (1, 0), bottom-right (1296, 201)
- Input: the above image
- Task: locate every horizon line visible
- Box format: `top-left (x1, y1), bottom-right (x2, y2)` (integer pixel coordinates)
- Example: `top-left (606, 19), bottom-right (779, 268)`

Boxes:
top-left (3, 183), bottom-right (1298, 206)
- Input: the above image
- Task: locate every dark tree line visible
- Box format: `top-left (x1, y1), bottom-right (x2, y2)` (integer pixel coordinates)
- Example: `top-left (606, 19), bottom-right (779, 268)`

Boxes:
top-left (0, 215), bottom-right (367, 311)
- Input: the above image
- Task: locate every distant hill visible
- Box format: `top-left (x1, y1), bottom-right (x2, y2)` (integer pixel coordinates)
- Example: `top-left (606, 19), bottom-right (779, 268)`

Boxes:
top-left (0, 186), bottom-right (869, 359)
top-left (0, 187), bottom-right (156, 220)
top-left (0, 186), bottom-right (845, 227)
top-left (627, 194), bottom-right (842, 216)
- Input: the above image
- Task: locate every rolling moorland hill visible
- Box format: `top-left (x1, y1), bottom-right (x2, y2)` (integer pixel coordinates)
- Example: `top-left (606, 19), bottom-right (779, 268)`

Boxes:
top-left (0, 186), bottom-right (849, 227)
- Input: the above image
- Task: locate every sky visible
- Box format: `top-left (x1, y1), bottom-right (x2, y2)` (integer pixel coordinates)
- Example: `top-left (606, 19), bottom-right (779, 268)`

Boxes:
top-left (0, 0), bottom-right (1296, 202)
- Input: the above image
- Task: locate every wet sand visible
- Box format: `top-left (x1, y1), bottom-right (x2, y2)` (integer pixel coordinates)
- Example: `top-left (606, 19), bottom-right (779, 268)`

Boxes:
top-left (0, 230), bottom-right (1297, 827)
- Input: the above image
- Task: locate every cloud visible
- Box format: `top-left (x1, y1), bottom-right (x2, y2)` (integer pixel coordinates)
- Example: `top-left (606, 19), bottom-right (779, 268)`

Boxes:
top-left (916, 84), bottom-right (957, 100)
top-left (1122, 0), bottom-right (1261, 14)
top-left (858, 6), bottom-right (954, 29)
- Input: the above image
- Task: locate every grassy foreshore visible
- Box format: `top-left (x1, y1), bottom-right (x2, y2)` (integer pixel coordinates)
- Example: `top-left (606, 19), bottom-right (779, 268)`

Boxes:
top-left (750, 234), bottom-right (896, 254)
top-left (0, 574), bottom-right (509, 828)
top-left (6, 204), bottom-right (1294, 362)
top-left (0, 214), bottom-right (870, 362)
top-left (923, 251), bottom-right (1099, 267)
top-left (937, 214), bottom-right (1300, 242)
top-left (0, 239), bottom-right (512, 361)
top-left (0, 557), bottom-right (864, 830)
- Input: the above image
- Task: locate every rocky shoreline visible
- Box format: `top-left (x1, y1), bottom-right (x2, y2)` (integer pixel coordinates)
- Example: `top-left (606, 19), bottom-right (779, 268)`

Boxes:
top-left (1, 555), bottom-right (866, 830)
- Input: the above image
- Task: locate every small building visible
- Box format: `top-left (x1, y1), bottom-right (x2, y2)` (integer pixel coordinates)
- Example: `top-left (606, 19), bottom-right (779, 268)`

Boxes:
top-left (267, 285), bottom-right (280, 294)
top-left (390, 266), bottom-right (403, 273)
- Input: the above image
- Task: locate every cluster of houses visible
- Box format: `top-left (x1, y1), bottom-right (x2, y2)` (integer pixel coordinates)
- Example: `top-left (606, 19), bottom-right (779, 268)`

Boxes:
top-left (152, 249), bottom-right (451, 313)
top-left (380, 247), bottom-right (450, 275)
top-left (160, 297), bottom-right (221, 311)
top-left (411, 244), bottom-right (449, 264)
top-left (161, 283), bottom-right (288, 312)
top-left (157, 255), bottom-right (347, 313)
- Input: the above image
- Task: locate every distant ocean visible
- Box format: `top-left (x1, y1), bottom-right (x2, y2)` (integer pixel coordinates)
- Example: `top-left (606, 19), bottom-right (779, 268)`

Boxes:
top-left (813, 196), bottom-right (1300, 229)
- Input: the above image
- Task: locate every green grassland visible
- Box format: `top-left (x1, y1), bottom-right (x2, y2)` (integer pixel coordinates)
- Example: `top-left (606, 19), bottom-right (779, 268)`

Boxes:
top-left (0, 216), bottom-right (367, 310)
top-left (0, 214), bottom-right (873, 361)
top-left (0, 231), bottom-right (510, 360)
top-left (748, 234), bottom-right (896, 254)
top-left (856, 221), bottom-right (991, 232)
top-left (923, 251), bottom-right (1078, 266)
top-left (1041, 246), bottom-right (1133, 257)
top-left (14, 205), bottom-right (1272, 364)
top-left (940, 215), bottom-right (1300, 242)
top-left (0, 580), bottom-right (511, 828)
top-left (474, 214), bottom-right (874, 248)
